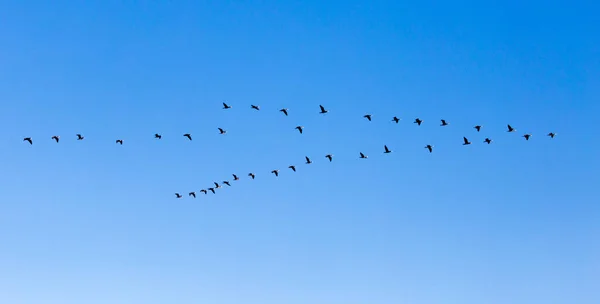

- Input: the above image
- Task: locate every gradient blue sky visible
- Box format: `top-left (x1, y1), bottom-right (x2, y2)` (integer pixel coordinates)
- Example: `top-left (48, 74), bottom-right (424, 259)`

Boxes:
top-left (0, 1), bottom-right (598, 303)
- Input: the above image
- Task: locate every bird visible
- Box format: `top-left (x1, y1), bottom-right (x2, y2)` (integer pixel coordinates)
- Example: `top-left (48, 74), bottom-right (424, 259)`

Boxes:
top-left (384, 145), bottom-right (392, 153)
top-left (414, 118), bottom-right (422, 126)
top-left (425, 145), bottom-right (433, 153)
top-left (248, 173), bottom-right (255, 179)
top-left (463, 137), bottom-right (472, 145)
top-left (507, 124), bottom-right (516, 132)
top-left (271, 170), bottom-right (279, 176)
top-left (484, 138), bottom-right (493, 144)
top-left (474, 125), bottom-right (482, 132)
top-left (547, 132), bottom-right (556, 138)
top-left (364, 114), bottom-right (372, 121)
top-left (223, 102), bottom-right (231, 109)
top-left (392, 116), bottom-right (400, 123)
top-left (251, 104), bottom-right (260, 111)
top-left (325, 154), bottom-right (333, 162)
top-left (214, 182), bottom-right (221, 189)
top-left (183, 133), bottom-right (192, 140)
top-left (23, 137), bottom-right (33, 145)
top-left (200, 189), bottom-right (208, 195)
top-left (440, 119), bottom-right (448, 126)
top-left (523, 134), bottom-right (531, 140)
top-left (189, 192), bottom-right (196, 198)
top-left (208, 187), bottom-right (215, 194)
top-left (305, 156), bottom-right (312, 164)
top-left (223, 181), bottom-right (231, 186)
top-left (154, 133), bottom-right (162, 139)
top-left (175, 193), bottom-right (182, 198)
top-left (218, 128), bottom-right (226, 134)
top-left (116, 139), bottom-right (123, 145)
top-left (295, 126), bottom-right (304, 134)
top-left (76, 134), bottom-right (84, 140)
top-left (51, 136), bottom-right (60, 143)
top-left (319, 105), bottom-right (328, 114)
top-left (288, 165), bottom-right (296, 172)
top-left (233, 174), bottom-right (239, 181)
top-left (359, 152), bottom-right (368, 159)
top-left (280, 108), bottom-right (289, 116)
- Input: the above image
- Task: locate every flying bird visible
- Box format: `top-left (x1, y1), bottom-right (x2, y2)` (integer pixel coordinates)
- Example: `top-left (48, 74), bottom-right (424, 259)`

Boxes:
top-left (295, 126), bottom-right (304, 134)
top-left (271, 170), bottom-right (279, 176)
top-left (288, 165), bottom-right (296, 172)
top-left (414, 118), bottom-right (422, 126)
top-left (218, 128), bottom-right (226, 134)
top-left (364, 114), bottom-right (372, 121)
top-left (76, 134), bottom-right (84, 140)
top-left (183, 133), bottom-right (192, 140)
top-left (305, 156), bottom-right (312, 164)
top-left (463, 137), bottom-right (472, 145)
top-left (280, 108), bottom-right (289, 116)
top-left (223, 181), bottom-right (231, 186)
top-left (154, 133), bottom-right (162, 139)
top-left (189, 192), bottom-right (196, 198)
top-left (116, 139), bottom-right (123, 145)
top-left (359, 152), bottom-right (368, 159)
top-left (325, 154), bottom-right (333, 162)
top-left (200, 189), bottom-right (208, 195)
top-left (51, 136), bottom-right (60, 143)
top-left (484, 138), bottom-right (493, 144)
top-left (523, 134), bottom-right (531, 140)
top-left (440, 119), bottom-right (448, 126)
top-left (23, 137), bottom-right (33, 145)
top-left (474, 125), bottom-right (482, 132)
top-left (233, 174), bottom-right (239, 181)
top-left (175, 193), bottom-right (182, 198)
top-left (319, 105), bottom-right (328, 114)
top-left (392, 116), bottom-right (400, 123)
top-left (547, 132), bottom-right (556, 138)
top-left (208, 187), bottom-right (215, 194)
top-left (214, 182), bottom-right (221, 189)
top-left (223, 102), bottom-right (231, 109)
top-left (507, 124), bottom-right (516, 132)
top-left (248, 173), bottom-right (255, 179)
top-left (384, 145), bottom-right (392, 153)
top-left (425, 145), bottom-right (433, 153)
top-left (251, 104), bottom-right (260, 110)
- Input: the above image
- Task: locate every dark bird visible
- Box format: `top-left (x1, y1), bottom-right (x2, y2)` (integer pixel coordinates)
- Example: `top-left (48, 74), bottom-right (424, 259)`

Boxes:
top-left (359, 152), bottom-right (368, 159)
top-left (364, 114), bottom-right (372, 121)
top-left (51, 136), bottom-right (60, 143)
top-left (474, 125), bottom-right (482, 132)
top-left (280, 108), bottom-right (289, 116)
top-left (223, 181), bottom-right (231, 186)
top-left (175, 193), bottom-right (182, 198)
top-left (218, 128), bottom-right (226, 134)
top-left (183, 133), bottom-right (192, 140)
top-left (189, 192), bottom-right (196, 198)
top-left (214, 182), bottom-right (221, 189)
top-left (223, 102), bottom-right (231, 109)
top-left (484, 138), bottom-right (493, 144)
top-left (233, 174), bottom-right (239, 181)
top-left (116, 139), bottom-right (123, 145)
top-left (507, 124), bottom-right (516, 132)
top-left (251, 104), bottom-right (260, 111)
top-left (463, 137), bottom-right (472, 145)
top-left (200, 189), bottom-right (208, 195)
top-left (305, 156), bottom-right (312, 164)
top-left (289, 165), bottom-right (296, 172)
top-left (319, 105), bottom-right (328, 114)
top-left (425, 145), bottom-right (433, 153)
top-left (295, 126), bottom-right (304, 134)
top-left (271, 170), bottom-right (279, 176)
top-left (76, 134), bottom-right (84, 140)
top-left (392, 116), bottom-right (400, 123)
top-left (325, 154), bottom-right (333, 162)
top-left (440, 119), bottom-right (448, 126)
top-left (523, 134), bottom-right (531, 140)
top-left (248, 172), bottom-right (255, 179)
top-left (23, 137), bottom-right (33, 145)
top-left (154, 133), bottom-right (162, 139)
top-left (414, 118), bottom-right (423, 126)
top-left (547, 132), bottom-right (556, 138)
top-left (384, 145), bottom-right (392, 153)
top-left (208, 187), bottom-right (215, 194)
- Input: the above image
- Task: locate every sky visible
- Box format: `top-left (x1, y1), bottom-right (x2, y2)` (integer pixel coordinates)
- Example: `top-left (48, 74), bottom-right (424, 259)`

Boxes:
top-left (0, 0), bottom-right (598, 303)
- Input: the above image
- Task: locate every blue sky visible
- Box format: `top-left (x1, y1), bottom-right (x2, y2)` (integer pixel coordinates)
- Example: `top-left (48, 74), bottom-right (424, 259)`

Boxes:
top-left (0, 1), bottom-right (598, 303)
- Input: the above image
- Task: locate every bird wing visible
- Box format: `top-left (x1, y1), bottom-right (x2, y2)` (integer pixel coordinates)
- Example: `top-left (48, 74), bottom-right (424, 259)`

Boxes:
top-left (319, 105), bottom-right (325, 111)
top-left (463, 137), bottom-right (469, 144)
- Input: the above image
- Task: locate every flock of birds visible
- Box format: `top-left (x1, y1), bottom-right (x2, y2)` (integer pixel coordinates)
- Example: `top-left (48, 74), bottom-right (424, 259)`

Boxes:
top-left (19, 103), bottom-right (557, 199)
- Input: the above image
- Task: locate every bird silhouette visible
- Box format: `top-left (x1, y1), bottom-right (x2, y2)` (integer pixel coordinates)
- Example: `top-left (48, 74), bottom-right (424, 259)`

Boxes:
top-left (51, 136), bottom-right (60, 143)
top-left (325, 154), bottom-right (333, 162)
top-left (507, 124), bottom-right (516, 132)
top-left (175, 193), bottom-right (182, 198)
top-left (223, 181), bottom-right (231, 186)
top-left (233, 174), bottom-right (239, 181)
top-left (271, 170), bottom-right (279, 176)
top-left (463, 137), bottom-right (472, 145)
top-left (200, 189), bottom-right (208, 195)
top-left (319, 105), bottom-right (328, 114)
top-left (305, 156), bottom-right (312, 164)
top-left (208, 187), bottom-right (215, 194)
top-left (214, 182), bottom-right (221, 189)
top-left (295, 126), bottom-right (304, 134)
top-left (76, 134), bottom-right (84, 140)
top-left (251, 104), bottom-right (260, 110)
top-left (280, 108), bottom-right (288, 116)
top-left (414, 118), bottom-right (422, 126)
top-left (189, 192), bottom-right (196, 198)
top-left (154, 133), bottom-right (162, 139)
top-left (474, 125), bottom-right (482, 132)
top-left (392, 116), bottom-right (400, 123)
top-left (183, 133), bottom-right (192, 140)
top-left (359, 152), bottom-right (368, 159)
top-left (289, 165), bottom-right (296, 172)
top-left (116, 139), bottom-right (123, 145)
top-left (523, 134), bottom-right (531, 140)
top-left (248, 173), bottom-right (255, 179)
top-left (218, 128), bottom-right (226, 134)
top-left (23, 137), bottom-right (32, 145)
top-left (364, 114), bottom-right (372, 121)
top-left (425, 145), bottom-right (433, 153)
top-left (547, 132), bottom-right (556, 138)
top-left (440, 119), bottom-right (448, 126)
top-left (484, 138), bottom-right (493, 144)
top-left (223, 102), bottom-right (231, 109)
top-left (384, 145), bottom-right (392, 153)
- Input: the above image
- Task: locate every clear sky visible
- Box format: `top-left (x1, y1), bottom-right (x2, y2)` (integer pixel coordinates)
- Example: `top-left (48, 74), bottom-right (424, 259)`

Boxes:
top-left (0, 1), bottom-right (598, 303)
